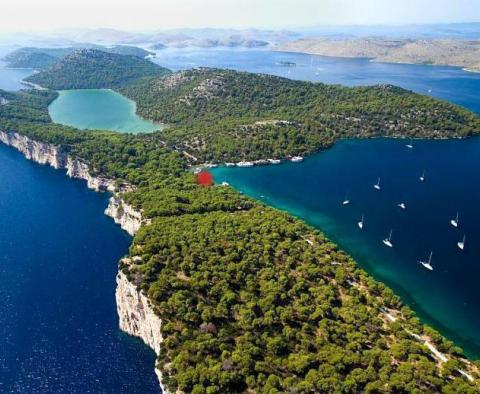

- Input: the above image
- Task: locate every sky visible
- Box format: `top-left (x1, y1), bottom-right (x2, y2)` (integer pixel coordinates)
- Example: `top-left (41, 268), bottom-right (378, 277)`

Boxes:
top-left (0, 0), bottom-right (479, 32)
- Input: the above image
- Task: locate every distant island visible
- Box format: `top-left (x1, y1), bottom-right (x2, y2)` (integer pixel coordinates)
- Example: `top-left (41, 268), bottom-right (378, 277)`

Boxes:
top-left (25, 49), bottom-right (169, 89)
top-left (1, 49), bottom-right (480, 392)
top-left (278, 38), bottom-right (480, 72)
top-left (2, 45), bottom-right (154, 70)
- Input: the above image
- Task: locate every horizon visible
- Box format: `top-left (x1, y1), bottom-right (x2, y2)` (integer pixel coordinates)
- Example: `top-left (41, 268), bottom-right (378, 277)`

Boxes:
top-left (1, 0), bottom-right (479, 33)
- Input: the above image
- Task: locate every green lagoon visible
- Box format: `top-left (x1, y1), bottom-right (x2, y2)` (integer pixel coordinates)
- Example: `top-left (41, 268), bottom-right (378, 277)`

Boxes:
top-left (49, 89), bottom-right (161, 133)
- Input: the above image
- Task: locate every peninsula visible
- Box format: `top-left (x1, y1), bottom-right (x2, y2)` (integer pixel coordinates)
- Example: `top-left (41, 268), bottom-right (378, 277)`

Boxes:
top-left (278, 38), bottom-right (480, 72)
top-left (2, 49), bottom-right (480, 392)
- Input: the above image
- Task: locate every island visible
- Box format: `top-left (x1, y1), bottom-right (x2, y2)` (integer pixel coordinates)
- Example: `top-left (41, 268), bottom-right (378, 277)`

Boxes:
top-left (1, 49), bottom-right (480, 393)
top-left (278, 38), bottom-right (480, 73)
top-left (2, 45), bottom-right (155, 70)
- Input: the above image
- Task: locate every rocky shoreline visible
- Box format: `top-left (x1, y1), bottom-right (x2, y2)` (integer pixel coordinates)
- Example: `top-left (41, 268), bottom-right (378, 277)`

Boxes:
top-left (0, 130), bottom-right (166, 391)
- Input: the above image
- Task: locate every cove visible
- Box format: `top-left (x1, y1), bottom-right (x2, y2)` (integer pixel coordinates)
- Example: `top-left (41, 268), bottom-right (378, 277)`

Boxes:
top-left (212, 137), bottom-right (480, 359)
top-left (48, 89), bottom-right (161, 133)
top-left (0, 143), bottom-right (159, 392)
top-left (0, 63), bottom-right (33, 91)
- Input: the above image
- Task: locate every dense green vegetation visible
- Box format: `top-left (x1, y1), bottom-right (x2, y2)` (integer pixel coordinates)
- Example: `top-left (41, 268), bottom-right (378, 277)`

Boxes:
top-left (25, 49), bottom-right (169, 89)
top-left (120, 68), bottom-right (480, 162)
top-left (3, 45), bottom-right (153, 69)
top-left (2, 56), bottom-right (480, 392)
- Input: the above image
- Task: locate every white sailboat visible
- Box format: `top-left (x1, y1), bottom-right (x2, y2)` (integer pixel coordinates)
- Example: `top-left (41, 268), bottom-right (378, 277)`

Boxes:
top-left (419, 170), bottom-right (426, 182)
top-left (382, 230), bottom-right (393, 247)
top-left (406, 138), bottom-right (414, 149)
top-left (342, 191), bottom-right (350, 205)
top-left (457, 234), bottom-right (466, 250)
top-left (419, 251), bottom-right (434, 271)
top-left (374, 177), bottom-right (381, 190)
top-left (357, 215), bottom-right (364, 230)
top-left (450, 212), bottom-right (459, 228)
top-left (398, 202), bottom-right (406, 210)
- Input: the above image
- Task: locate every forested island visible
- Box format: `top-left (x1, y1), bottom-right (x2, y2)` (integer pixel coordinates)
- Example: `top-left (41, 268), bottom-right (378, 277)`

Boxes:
top-left (2, 45), bottom-right (154, 69)
top-left (1, 50), bottom-right (480, 392)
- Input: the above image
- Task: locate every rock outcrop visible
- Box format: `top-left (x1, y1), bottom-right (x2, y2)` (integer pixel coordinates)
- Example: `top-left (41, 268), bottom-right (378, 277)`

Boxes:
top-left (116, 269), bottom-right (169, 392)
top-left (0, 130), bottom-right (167, 390)
top-left (105, 196), bottom-right (143, 236)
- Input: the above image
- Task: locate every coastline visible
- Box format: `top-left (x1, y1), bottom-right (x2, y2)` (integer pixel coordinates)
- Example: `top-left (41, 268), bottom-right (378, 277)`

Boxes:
top-left (275, 48), bottom-right (480, 74)
top-left (0, 130), bottom-right (167, 390)
top-left (1, 130), bottom-right (480, 390)
top-left (211, 137), bottom-right (480, 361)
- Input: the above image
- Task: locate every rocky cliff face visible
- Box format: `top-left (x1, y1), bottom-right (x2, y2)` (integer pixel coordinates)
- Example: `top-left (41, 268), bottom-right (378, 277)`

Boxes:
top-left (105, 196), bottom-right (143, 236)
top-left (116, 268), bottom-right (169, 393)
top-left (0, 130), bottom-right (166, 390)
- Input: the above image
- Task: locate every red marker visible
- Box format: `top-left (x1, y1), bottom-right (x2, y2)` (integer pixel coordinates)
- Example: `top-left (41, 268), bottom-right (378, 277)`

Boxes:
top-left (196, 171), bottom-right (214, 187)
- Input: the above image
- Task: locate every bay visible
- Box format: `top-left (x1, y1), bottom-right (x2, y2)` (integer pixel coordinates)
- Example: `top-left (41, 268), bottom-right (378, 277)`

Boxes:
top-left (212, 137), bottom-right (480, 359)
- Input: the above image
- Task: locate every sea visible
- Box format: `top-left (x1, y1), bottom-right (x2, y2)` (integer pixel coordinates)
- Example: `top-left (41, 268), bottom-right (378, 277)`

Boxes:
top-left (0, 47), bottom-right (480, 391)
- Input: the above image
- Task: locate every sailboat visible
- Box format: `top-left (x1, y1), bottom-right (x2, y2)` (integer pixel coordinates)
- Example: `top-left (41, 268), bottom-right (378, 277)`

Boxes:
top-left (398, 202), bottom-right (406, 210)
top-left (406, 138), bottom-right (414, 149)
top-left (457, 235), bottom-right (466, 250)
top-left (419, 251), bottom-right (433, 271)
top-left (342, 192), bottom-right (350, 205)
top-left (419, 170), bottom-right (426, 182)
top-left (450, 212), bottom-right (459, 228)
top-left (374, 177), bottom-right (381, 190)
top-left (382, 230), bottom-right (393, 247)
top-left (357, 215), bottom-right (364, 230)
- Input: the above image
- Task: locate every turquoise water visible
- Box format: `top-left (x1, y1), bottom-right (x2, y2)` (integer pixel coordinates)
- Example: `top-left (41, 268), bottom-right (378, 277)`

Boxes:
top-left (49, 89), bottom-right (161, 133)
top-left (212, 138), bottom-right (480, 359)
top-left (0, 143), bottom-right (160, 392)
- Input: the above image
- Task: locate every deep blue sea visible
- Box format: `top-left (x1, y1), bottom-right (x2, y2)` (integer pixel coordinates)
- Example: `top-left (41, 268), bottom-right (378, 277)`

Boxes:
top-left (1, 46), bottom-right (480, 391)
top-left (0, 144), bottom-right (159, 392)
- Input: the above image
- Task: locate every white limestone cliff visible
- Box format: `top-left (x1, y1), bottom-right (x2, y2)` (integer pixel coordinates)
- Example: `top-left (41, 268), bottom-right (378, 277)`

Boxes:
top-left (105, 196), bottom-right (143, 236)
top-left (116, 268), bottom-right (169, 393)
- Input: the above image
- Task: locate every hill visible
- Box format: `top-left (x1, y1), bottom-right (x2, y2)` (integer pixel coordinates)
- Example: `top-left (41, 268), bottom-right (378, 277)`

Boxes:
top-left (1, 85), bottom-right (479, 393)
top-left (278, 38), bottom-right (480, 72)
top-left (4, 45), bottom-right (154, 70)
top-left (25, 49), bottom-right (170, 89)
top-left (120, 68), bottom-right (480, 162)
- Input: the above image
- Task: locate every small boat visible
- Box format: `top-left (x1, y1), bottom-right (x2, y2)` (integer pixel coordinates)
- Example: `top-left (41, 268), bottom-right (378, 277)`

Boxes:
top-left (374, 177), bottom-right (381, 190)
top-left (268, 159), bottom-right (281, 164)
top-left (398, 202), bottom-right (406, 210)
top-left (342, 192), bottom-right (350, 206)
top-left (406, 138), bottom-right (414, 149)
top-left (450, 212), bottom-right (459, 228)
top-left (419, 251), bottom-right (433, 271)
top-left (237, 161), bottom-right (254, 167)
top-left (221, 181), bottom-right (230, 186)
top-left (419, 170), bottom-right (426, 182)
top-left (290, 156), bottom-right (303, 163)
top-left (457, 234), bottom-right (466, 250)
top-left (357, 215), bottom-right (364, 230)
top-left (382, 230), bottom-right (393, 247)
